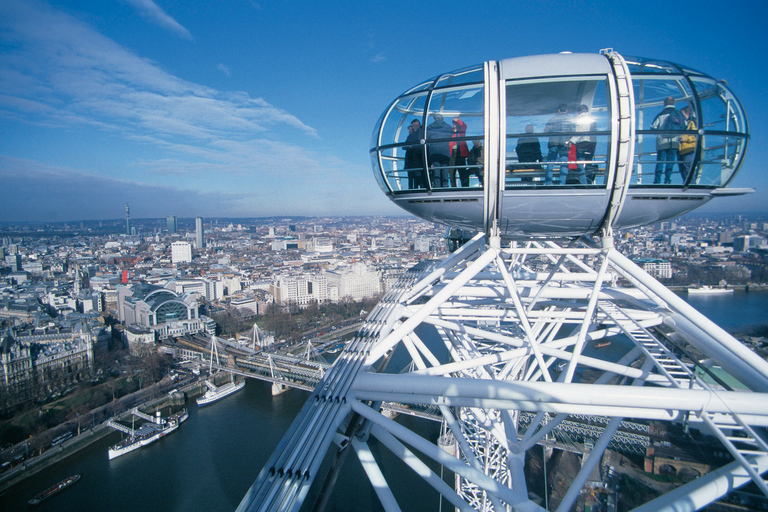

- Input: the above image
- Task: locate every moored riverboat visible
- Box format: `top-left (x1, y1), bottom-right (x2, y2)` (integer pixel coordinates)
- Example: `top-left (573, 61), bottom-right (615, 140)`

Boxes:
top-left (28, 474), bottom-right (80, 505)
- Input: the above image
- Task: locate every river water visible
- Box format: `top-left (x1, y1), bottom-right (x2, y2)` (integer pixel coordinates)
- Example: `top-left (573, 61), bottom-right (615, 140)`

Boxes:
top-left (1, 291), bottom-right (766, 511)
top-left (1, 380), bottom-right (443, 511)
top-left (681, 288), bottom-right (768, 333)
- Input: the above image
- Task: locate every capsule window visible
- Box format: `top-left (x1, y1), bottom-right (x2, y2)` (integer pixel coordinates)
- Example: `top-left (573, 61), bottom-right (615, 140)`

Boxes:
top-left (424, 85), bottom-right (484, 190)
top-left (504, 77), bottom-right (611, 188)
top-left (693, 79), bottom-right (746, 133)
top-left (630, 72), bottom-right (747, 187)
top-left (378, 93), bottom-right (428, 147)
top-left (695, 134), bottom-right (747, 186)
top-left (631, 76), bottom-right (696, 185)
top-left (374, 93), bottom-right (429, 193)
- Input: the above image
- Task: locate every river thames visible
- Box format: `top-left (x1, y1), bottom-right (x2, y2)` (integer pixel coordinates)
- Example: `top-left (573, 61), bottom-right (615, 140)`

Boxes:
top-left (1, 290), bottom-right (766, 511)
top-left (0, 373), bottom-right (444, 511)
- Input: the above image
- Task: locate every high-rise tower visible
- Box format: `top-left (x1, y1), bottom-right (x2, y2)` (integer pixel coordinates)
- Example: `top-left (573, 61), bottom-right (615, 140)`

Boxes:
top-left (166, 215), bottom-right (178, 235)
top-left (195, 217), bottom-right (204, 249)
top-left (125, 204), bottom-right (130, 235)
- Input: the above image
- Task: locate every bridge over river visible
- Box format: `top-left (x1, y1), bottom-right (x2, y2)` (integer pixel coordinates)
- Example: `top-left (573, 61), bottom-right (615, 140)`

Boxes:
top-left (202, 337), bottom-right (653, 458)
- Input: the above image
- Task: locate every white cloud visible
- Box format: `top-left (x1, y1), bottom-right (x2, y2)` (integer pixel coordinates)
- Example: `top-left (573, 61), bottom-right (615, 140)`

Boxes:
top-left (0, 1), bottom-right (319, 145)
top-left (123, 0), bottom-right (194, 40)
top-left (0, 1), bottom-right (396, 220)
top-left (217, 63), bottom-right (231, 76)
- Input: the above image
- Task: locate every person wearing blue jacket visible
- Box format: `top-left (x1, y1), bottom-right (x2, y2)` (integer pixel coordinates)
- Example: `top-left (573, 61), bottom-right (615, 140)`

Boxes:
top-left (426, 113), bottom-right (453, 187)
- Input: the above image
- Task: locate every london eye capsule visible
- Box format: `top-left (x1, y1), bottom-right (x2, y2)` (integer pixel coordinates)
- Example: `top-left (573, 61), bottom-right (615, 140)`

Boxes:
top-left (370, 50), bottom-right (751, 239)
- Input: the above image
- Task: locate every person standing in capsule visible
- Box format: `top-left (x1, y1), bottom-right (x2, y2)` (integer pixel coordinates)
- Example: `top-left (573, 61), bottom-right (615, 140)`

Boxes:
top-left (651, 96), bottom-right (685, 184)
top-left (678, 106), bottom-right (698, 183)
top-left (426, 113), bottom-right (452, 188)
top-left (449, 117), bottom-right (470, 187)
top-left (544, 104), bottom-right (575, 185)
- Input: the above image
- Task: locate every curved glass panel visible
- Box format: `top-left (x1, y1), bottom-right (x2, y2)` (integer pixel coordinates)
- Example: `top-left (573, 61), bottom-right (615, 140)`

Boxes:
top-left (679, 65), bottom-right (707, 77)
top-left (631, 76), bottom-right (697, 185)
top-left (624, 56), bottom-right (682, 74)
top-left (695, 134), bottom-right (747, 186)
top-left (434, 65), bottom-right (484, 88)
top-left (402, 77), bottom-right (438, 95)
top-left (145, 289), bottom-right (176, 302)
top-left (370, 152), bottom-right (390, 194)
top-left (378, 147), bottom-right (405, 192)
top-left (371, 107), bottom-right (388, 150)
top-left (633, 77), bottom-right (694, 130)
top-left (377, 145), bottom-right (430, 193)
top-left (378, 93), bottom-right (428, 147)
top-left (425, 84), bottom-right (484, 190)
top-left (630, 72), bottom-right (747, 186)
top-left (504, 77), bottom-right (611, 187)
top-left (464, 138), bottom-right (485, 189)
top-left (693, 79), bottom-right (747, 133)
top-left (426, 86), bottom-right (485, 134)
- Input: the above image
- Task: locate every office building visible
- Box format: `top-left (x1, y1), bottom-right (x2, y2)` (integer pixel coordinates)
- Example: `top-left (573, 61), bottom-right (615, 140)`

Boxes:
top-left (196, 217), bottom-right (205, 249)
top-left (167, 216), bottom-right (178, 235)
top-left (171, 241), bottom-right (192, 264)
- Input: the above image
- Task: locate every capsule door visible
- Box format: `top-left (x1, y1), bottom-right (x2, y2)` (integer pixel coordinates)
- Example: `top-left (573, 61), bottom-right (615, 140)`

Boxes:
top-left (496, 55), bottom-right (617, 238)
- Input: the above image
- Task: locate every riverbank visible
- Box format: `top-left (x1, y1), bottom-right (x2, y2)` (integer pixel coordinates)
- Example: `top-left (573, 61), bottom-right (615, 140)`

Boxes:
top-left (0, 374), bottom-right (216, 496)
top-left (666, 283), bottom-right (768, 292)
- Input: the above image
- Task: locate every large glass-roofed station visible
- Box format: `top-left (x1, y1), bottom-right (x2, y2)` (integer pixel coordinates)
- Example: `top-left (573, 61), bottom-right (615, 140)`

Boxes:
top-left (370, 50), bottom-right (750, 238)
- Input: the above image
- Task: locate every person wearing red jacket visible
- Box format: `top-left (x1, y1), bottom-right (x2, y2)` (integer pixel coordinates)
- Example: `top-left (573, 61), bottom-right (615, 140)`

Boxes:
top-left (449, 117), bottom-right (470, 187)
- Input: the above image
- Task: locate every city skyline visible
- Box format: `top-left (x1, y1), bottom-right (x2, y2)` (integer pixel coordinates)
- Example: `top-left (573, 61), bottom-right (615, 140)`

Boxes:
top-left (1, 0), bottom-right (767, 223)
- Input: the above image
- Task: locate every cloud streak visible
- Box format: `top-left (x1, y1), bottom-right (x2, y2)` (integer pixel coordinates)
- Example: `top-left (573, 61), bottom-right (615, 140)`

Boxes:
top-left (0, 1), bottom-right (402, 221)
top-left (0, 1), bottom-right (318, 148)
top-left (123, 0), bottom-right (194, 40)
top-left (0, 3), bottom-right (318, 141)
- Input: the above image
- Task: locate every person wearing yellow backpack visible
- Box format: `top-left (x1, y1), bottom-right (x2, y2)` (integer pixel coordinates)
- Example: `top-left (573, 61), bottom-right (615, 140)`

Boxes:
top-left (678, 106), bottom-right (697, 183)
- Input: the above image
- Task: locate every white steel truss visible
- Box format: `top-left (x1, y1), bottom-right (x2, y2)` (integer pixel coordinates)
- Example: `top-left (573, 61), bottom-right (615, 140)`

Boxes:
top-left (238, 233), bottom-right (768, 512)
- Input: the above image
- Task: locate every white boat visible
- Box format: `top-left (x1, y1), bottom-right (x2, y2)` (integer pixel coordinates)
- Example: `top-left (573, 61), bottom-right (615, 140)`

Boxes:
top-left (687, 285), bottom-right (734, 295)
top-left (107, 409), bottom-right (187, 460)
top-left (197, 335), bottom-right (246, 406)
top-left (197, 378), bottom-right (245, 406)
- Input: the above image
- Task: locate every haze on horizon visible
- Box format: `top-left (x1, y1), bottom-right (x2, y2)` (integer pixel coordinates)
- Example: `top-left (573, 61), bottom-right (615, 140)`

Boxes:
top-left (1, 0), bottom-right (766, 223)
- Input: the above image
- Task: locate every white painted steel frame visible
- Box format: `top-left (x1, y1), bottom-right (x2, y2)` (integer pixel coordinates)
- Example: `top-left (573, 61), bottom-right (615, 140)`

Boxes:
top-left (239, 234), bottom-right (768, 512)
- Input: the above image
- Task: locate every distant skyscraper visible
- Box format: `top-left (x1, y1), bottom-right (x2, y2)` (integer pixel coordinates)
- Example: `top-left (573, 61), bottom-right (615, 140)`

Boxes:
top-left (734, 235), bottom-right (751, 252)
top-left (167, 216), bottom-right (178, 235)
top-left (195, 217), bottom-right (204, 249)
top-left (5, 254), bottom-right (21, 271)
top-left (125, 204), bottom-right (131, 235)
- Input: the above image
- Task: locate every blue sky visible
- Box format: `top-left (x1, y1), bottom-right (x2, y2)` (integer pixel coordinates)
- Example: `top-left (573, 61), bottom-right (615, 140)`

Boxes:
top-left (1, 0), bottom-right (766, 222)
